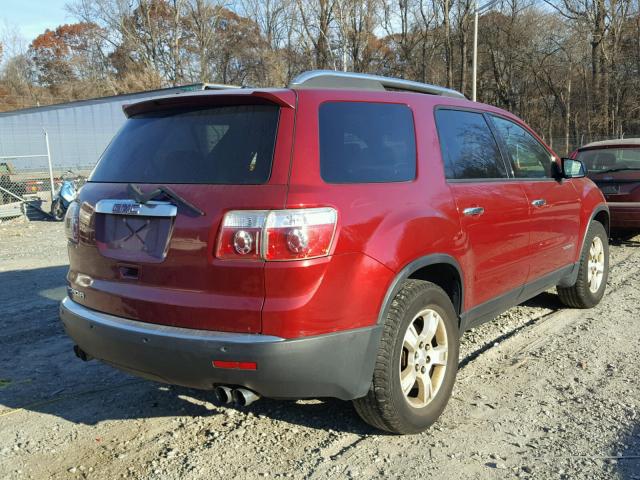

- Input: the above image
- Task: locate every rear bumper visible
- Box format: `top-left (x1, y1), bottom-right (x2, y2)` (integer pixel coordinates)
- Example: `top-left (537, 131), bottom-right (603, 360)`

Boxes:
top-left (608, 202), bottom-right (640, 229)
top-left (59, 297), bottom-right (381, 400)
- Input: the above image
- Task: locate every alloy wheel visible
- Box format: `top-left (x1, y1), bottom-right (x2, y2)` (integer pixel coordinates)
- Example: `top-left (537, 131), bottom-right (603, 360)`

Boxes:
top-left (587, 236), bottom-right (605, 293)
top-left (399, 308), bottom-right (448, 408)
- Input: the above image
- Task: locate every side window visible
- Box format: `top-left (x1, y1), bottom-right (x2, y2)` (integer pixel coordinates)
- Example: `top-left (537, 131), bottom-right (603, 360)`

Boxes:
top-left (491, 116), bottom-right (553, 178)
top-left (434, 109), bottom-right (507, 180)
top-left (319, 102), bottom-right (416, 183)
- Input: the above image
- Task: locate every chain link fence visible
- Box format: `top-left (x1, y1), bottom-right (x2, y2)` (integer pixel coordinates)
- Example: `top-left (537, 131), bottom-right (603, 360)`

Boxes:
top-left (0, 129), bottom-right (92, 221)
top-left (0, 130), bottom-right (55, 220)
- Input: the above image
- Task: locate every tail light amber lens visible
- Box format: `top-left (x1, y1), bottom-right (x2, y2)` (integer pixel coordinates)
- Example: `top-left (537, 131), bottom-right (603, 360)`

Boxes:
top-left (215, 208), bottom-right (337, 261)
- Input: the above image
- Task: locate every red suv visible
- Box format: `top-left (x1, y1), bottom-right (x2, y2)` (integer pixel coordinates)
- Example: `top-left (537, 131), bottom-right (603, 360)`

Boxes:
top-left (60, 71), bottom-right (610, 434)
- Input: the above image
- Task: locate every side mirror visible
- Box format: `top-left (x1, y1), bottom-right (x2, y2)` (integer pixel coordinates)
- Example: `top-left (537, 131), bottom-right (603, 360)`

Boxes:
top-left (561, 158), bottom-right (586, 178)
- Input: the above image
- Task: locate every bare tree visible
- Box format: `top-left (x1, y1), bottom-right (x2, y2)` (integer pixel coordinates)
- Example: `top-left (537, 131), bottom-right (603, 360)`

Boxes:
top-left (296, 0), bottom-right (337, 69)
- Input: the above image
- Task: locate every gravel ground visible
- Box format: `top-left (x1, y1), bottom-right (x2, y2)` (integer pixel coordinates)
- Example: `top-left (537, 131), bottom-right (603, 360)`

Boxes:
top-left (0, 218), bottom-right (639, 480)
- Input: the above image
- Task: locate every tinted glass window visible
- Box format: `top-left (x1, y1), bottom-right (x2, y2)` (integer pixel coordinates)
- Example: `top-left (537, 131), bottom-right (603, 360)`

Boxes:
top-left (319, 102), bottom-right (416, 183)
top-left (435, 109), bottom-right (507, 179)
top-left (576, 147), bottom-right (640, 173)
top-left (491, 116), bottom-right (552, 178)
top-left (91, 105), bottom-right (279, 184)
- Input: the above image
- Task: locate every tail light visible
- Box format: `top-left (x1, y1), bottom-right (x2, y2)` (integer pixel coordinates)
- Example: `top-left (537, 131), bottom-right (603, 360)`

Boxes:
top-left (216, 211), bottom-right (267, 260)
top-left (65, 201), bottom-right (80, 243)
top-left (215, 207), bottom-right (337, 261)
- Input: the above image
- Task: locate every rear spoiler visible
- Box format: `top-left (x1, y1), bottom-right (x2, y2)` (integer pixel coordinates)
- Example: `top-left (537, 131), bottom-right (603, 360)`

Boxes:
top-left (122, 89), bottom-right (295, 117)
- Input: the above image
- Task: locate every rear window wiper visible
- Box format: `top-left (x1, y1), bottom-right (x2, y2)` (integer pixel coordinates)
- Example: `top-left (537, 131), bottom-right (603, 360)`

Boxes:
top-left (128, 183), bottom-right (205, 216)
top-left (595, 167), bottom-right (640, 174)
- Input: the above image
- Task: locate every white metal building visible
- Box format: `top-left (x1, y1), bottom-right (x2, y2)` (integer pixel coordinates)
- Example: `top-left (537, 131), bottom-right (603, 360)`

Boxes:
top-left (0, 84), bottom-right (223, 173)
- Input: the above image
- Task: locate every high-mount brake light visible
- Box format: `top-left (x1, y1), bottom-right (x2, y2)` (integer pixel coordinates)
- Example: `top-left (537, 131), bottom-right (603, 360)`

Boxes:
top-left (215, 207), bottom-right (338, 261)
top-left (65, 201), bottom-right (80, 243)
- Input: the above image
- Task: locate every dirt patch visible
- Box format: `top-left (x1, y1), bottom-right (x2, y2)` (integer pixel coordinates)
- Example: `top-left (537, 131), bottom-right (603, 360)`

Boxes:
top-left (1, 221), bottom-right (639, 479)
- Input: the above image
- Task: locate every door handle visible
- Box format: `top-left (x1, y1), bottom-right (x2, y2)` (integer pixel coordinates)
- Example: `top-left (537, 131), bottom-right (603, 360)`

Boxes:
top-left (463, 206), bottom-right (485, 216)
top-left (531, 199), bottom-right (547, 207)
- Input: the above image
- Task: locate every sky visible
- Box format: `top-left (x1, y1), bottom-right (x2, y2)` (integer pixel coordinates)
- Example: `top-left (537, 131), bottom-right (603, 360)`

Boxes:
top-left (2, 0), bottom-right (71, 45)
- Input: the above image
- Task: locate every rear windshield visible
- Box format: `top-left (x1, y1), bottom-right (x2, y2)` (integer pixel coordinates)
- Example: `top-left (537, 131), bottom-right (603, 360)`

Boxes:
top-left (576, 147), bottom-right (640, 173)
top-left (90, 104), bottom-right (279, 184)
top-left (319, 102), bottom-right (416, 183)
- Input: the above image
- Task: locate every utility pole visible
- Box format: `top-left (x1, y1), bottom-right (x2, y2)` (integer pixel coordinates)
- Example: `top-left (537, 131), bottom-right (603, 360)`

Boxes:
top-left (472, 7), bottom-right (479, 101)
top-left (44, 129), bottom-right (55, 202)
top-left (472, 0), bottom-right (499, 101)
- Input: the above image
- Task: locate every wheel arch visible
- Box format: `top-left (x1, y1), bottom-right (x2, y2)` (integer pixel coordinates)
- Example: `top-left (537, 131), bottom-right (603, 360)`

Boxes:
top-left (582, 204), bottom-right (610, 252)
top-left (377, 254), bottom-right (464, 327)
top-left (559, 204), bottom-right (610, 288)
top-left (592, 207), bottom-right (610, 236)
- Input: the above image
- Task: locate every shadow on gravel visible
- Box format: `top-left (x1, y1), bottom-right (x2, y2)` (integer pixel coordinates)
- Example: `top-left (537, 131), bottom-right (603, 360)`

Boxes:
top-left (0, 265), bottom-right (377, 435)
top-left (521, 291), bottom-right (564, 310)
top-left (611, 239), bottom-right (640, 248)
top-left (615, 422), bottom-right (640, 479)
top-left (610, 230), bottom-right (640, 247)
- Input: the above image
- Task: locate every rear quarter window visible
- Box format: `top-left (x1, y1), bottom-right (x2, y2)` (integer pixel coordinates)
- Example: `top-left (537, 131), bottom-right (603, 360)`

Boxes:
top-left (319, 102), bottom-right (416, 183)
top-left (90, 104), bottom-right (279, 184)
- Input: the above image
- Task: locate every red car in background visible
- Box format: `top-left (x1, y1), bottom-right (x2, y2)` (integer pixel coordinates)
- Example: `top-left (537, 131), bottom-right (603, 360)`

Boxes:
top-left (574, 139), bottom-right (640, 234)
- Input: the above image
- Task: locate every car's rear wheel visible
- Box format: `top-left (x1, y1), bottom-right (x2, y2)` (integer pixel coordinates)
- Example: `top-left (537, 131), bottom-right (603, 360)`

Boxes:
top-left (353, 279), bottom-right (459, 434)
top-left (557, 221), bottom-right (609, 308)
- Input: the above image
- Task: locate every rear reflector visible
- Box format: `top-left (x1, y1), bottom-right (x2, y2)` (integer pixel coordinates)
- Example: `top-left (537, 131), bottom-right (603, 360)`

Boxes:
top-left (215, 207), bottom-right (337, 261)
top-left (212, 360), bottom-right (258, 370)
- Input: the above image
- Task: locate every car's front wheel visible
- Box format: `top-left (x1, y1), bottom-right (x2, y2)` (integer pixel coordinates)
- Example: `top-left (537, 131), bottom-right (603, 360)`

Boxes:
top-left (353, 279), bottom-right (459, 434)
top-left (557, 221), bottom-right (609, 308)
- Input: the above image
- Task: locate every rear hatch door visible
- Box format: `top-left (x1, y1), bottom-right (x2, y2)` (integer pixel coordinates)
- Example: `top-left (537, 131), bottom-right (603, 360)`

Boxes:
top-left (68, 91), bottom-right (295, 333)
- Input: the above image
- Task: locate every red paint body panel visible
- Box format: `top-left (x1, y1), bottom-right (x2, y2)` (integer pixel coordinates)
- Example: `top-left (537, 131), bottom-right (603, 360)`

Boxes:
top-left (447, 182), bottom-right (530, 308)
top-left (67, 87), bottom-right (607, 340)
top-left (262, 253), bottom-right (393, 337)
top-left (70, 183), bottom-right (289, 333)
top-left (518, 180), bottom-right (581, 279)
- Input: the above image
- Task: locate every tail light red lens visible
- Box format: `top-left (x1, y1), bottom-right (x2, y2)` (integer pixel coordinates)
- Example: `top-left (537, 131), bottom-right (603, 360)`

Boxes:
top-left (215, 207), bottom-right (337, 261)
top-left (264, 208), bottom-right (337, 260)
top-left (216, 211), bottom-right (267, 260)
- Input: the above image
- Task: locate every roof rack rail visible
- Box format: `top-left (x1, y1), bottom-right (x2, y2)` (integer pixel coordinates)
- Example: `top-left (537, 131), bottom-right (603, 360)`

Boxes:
top-left (202, 83), bottom-right (242, 90)
top-left (289, 70), bottom-right (465, 99)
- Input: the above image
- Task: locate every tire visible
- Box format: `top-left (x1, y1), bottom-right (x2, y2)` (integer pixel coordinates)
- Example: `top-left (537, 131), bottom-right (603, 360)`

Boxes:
top-left (353, 280), bottom-right (459, 434)
top-left (51, 199), bottom-right (65, 221)
top-left (557, 221), bottom-right (609, 308)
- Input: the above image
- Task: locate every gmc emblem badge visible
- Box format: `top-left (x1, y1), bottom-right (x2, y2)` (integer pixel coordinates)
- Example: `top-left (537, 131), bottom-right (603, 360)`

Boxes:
top-left (112, 203), bottom-right (141, 215)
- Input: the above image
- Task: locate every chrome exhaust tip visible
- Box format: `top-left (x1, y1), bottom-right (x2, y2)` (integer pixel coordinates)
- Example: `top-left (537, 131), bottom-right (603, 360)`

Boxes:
top-left (214, 386), bottom-right (233, 404)
top-left (232, 388), bottom-right (260, 407)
